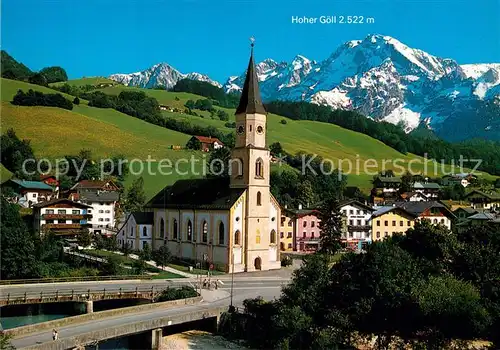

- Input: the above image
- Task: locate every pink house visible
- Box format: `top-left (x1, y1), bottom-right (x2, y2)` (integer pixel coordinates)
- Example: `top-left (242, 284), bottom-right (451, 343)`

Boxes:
top-left (282, 206), bottom-right (322, 253)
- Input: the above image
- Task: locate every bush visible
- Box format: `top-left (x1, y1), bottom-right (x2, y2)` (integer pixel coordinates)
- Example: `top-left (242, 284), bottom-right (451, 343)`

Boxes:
top-left (12, 89), bottom-right (73, 110)
top-left (155, 286), bottom-right (198, 302)
top-left (73, 97), bottom-right (80, 105)
top-left (281, 255), bottom-right (293, 267)
top-left (280, 119), bottom-right (287, 125)
top-left (39, 66), bottom-right (68, 83)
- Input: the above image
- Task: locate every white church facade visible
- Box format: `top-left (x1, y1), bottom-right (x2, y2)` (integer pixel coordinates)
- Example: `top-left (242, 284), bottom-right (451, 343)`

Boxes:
top-left (141, 44), bottom-right (281, 273)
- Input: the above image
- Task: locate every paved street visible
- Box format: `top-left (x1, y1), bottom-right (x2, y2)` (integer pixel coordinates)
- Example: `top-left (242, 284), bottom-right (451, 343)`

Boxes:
top-left (5, 275), bottom-right (289, 348)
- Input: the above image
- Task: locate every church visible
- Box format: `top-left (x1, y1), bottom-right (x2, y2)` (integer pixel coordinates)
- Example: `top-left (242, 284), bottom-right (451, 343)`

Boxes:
top-left (144, 43), bottom-right (281, 273)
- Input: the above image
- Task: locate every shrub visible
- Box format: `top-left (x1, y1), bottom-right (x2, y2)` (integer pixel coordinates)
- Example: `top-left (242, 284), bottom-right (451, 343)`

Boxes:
top-left (155, 286), bottom-right (198, 302)
top-left (280, 119), bottom-right (287, 125)
top-left (73, 97), bottom-right (80, 105)
top-left (281, 255), bottom-right (293, 267)
top-left (12, 89), bottom-right (73, 110)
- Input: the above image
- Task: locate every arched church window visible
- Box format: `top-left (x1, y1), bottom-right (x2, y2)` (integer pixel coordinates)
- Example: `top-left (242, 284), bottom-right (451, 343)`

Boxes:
top-left (234, 230), bottom-right (241, 245)
top-left (270, 229), bottom-right (276, 244)
top-left (231, 158), bottom-right (243, 177)
top-left (202, 221), bottom-right (208, 243)
top-left (257, 191), bottom-right (262, 206)
top-left (160, 218), bottom-right (165, 238)
top-left (255, 158), bottom-right (264, 178)
top-left (142, 226), bottom-right (147, 237)
top-left (218, 222), bottom-right (225, 245)
top-left (187, 220), bottom-right (193, 241)
top-left (173, 219), bottom-right (178, 240)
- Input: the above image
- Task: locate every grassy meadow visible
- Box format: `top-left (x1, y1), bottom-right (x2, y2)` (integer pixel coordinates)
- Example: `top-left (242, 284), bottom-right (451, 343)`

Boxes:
top-left (1, 78), bottom-right (497, 198)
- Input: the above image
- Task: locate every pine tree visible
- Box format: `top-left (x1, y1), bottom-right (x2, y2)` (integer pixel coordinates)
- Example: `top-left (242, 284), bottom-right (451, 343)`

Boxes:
top-left (318, 197), bottom-right (343, 255)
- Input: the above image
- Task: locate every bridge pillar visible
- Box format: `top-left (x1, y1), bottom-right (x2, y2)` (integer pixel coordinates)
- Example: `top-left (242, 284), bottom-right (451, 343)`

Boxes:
top-left (85, 300), bottom-right (94, 313)
top-left (151, 328), bottom-right (163, 350)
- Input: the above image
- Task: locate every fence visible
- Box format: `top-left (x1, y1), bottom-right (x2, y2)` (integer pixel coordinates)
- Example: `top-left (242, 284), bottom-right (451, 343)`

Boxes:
top-left (0, 285), bottom-right (166, 306)
top-left (0, 274), bottom-right (152, 286)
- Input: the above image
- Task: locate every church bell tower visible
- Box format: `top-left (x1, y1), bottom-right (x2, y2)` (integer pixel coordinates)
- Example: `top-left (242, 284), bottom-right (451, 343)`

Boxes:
top-left (230, 40), bottom-right (273, 271)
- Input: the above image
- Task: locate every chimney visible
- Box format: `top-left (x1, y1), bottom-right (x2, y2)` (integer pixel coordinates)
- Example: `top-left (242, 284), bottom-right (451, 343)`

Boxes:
top-left (298, 204), bottom-right (303, 210)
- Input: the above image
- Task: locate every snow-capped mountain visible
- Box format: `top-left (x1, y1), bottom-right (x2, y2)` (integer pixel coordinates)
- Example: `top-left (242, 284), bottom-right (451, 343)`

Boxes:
top-left (224, 34), bottom-right (500, 141)
top-left (109, 63), bottom-right (221, 89)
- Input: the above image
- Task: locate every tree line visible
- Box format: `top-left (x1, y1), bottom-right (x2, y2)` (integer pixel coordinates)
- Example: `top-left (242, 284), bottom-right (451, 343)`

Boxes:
top-left (171, 78), bottom-right (240, 108)
top-left (12, 89), bottom-right (74, 110)
top-left (265, 101), bottom-right (500, 176)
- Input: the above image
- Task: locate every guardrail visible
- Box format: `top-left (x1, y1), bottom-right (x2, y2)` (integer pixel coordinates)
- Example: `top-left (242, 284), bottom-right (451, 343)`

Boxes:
top-left (0, 275), bottom-right (152, 285)
top-left (0, 285), bottom-right (167, 306)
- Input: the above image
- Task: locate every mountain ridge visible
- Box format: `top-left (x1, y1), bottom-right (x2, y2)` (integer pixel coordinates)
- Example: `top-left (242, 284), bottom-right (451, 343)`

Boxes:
top-left (108, 34), bottom-right (500, 141)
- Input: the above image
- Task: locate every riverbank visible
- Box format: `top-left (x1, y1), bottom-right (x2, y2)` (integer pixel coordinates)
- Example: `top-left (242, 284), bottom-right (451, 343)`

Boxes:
top-left (163, 330), bottom-right (251, 350)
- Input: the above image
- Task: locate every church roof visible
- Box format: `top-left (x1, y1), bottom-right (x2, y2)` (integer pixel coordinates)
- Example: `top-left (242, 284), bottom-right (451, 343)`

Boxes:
top-left (147, 177), bottom-right (245, 210)
top-left (235, 45), bottom-right (267, 115)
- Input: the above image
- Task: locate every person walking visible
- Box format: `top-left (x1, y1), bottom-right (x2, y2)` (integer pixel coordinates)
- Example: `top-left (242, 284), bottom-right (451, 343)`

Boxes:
top-left (52, 329), bottom-right (58, 341)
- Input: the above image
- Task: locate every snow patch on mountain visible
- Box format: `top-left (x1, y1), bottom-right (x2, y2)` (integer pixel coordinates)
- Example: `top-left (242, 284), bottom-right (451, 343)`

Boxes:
top-left (223, 34), bottom-right (500, 140)
top-left (109, 63), bottom-right (221, 89)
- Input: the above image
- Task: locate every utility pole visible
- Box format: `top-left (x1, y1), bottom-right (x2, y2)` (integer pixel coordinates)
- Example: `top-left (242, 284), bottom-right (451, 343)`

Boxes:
top-left (230, 253), bottom-right (234, 309)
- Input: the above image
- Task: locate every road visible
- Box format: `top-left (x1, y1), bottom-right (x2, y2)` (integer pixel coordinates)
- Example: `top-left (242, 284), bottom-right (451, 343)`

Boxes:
top-left (4, 275), bottom-right (289, 349)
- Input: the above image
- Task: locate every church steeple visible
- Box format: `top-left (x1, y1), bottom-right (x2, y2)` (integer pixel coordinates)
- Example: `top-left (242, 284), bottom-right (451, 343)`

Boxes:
top-left (235, 40), bottom-right (267, 115)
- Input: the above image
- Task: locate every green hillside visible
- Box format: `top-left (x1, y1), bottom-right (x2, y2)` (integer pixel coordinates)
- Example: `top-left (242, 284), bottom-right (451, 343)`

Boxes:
top-left (50, 77), bottom-right (118, 87)
top-left (2, 78), bottom-right (496, 198)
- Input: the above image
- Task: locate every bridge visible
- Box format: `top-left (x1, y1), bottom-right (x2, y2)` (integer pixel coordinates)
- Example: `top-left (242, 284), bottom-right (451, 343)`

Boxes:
top-left (2, 274), bottom-right (289, 349)
top-left (0, 285), bottom-right (162, 308)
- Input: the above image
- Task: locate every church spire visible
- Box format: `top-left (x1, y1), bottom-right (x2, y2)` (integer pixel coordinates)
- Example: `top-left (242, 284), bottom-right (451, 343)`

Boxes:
top-left (235, 38), bottom-right (267, 115)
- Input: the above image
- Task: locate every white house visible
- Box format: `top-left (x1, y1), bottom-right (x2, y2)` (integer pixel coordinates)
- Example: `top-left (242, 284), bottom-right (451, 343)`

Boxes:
top-left (69, 180), bottom-right (120, 235)
top-left (396, 201), bottom-right (454, 230)
top-left (338, 199), bottom-right (375, 250)
top-left (2, 179), bottom-right (55, 208)
top-left (117, 212), bottom-right (154, 250)
top-left (32, 198), bottom-right (92, 236)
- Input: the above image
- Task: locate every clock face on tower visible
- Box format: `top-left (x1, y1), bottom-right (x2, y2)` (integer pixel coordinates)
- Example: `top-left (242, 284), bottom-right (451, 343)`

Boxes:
top-left (257, 125), bottom-right (264, 134)
top-left (237, 125), bottom-right (245, 135)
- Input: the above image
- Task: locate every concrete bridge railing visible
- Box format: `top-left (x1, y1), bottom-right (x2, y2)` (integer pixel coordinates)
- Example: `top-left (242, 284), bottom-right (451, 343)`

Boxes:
top-left (6, 296), bottom-right (203, 338)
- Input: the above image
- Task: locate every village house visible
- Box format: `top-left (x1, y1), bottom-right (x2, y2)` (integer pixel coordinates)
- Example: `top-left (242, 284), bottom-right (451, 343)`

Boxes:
top-left (339, 199), bottom-right (374, 250)
top-left (68, 180), bottom-right (120, 235)
top-left (281, 205), bottom-right (323, 253)
top-left (399, 191), bottom-right (429, 202)
top-left (371, 206), bottom-right (416, 241)
top-left (189, 135), bottom-right (224, 152)
top-left (412, 181), bottom-right (441, 200)
top-left (442, 173), bottom-right (477, 187)
top-left (452, 207), bottom-right (479, 223)
top-left (33, 198), bottom-right (92, 236)
top-left (2, 179), bottom-right (55, 208)
top-left (279, 210), bottom-right (295, 252)
top-left (371, 201), bottom-right (455, 241)
top-left (141, 46), bottom-right (281, 273)
top-left (464, 190), bottom-right (500, 210)
top-left (455, 212), bottom-right (500, 233)
top-left (117, 212), bottom-right (154, 250)
top-left (371, 176), bottom-right (401, 205)
top-left (39, 174), bottom-right (60, 190)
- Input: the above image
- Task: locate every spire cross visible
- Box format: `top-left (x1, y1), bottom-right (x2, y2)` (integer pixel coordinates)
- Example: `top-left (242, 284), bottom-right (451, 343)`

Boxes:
top-left (250, 36), bottom-right (255, 47)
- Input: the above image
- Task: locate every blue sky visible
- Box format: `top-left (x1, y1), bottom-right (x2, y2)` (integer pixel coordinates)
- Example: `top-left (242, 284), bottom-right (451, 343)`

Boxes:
top-left (2, 0), bottom-right (499, 83)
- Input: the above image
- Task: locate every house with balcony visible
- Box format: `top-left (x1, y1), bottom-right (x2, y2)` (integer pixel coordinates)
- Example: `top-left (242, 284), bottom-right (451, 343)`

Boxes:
top-left (117, 212), bottom-right (155, 250)
top-left (2, 179), bottom-right (55, 208)
top-left (371, 176), bottom-right (401, 205)
top-left (338, 199), bottom-right (374, 250)
top-left (412, 181), bottom-right (441, 200)
top-left (464, 190), bottom-right (500, 210)
top-left (33, 198), bottom-right (92, 236)
top-left (397, 201), bottom-right (455, 230)
top-left (455, 212), bottom-right (500, 233)
top-left (399, 191), bottom-right (429, 202)
top-left (68, 180), bottom-right (120, 235)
